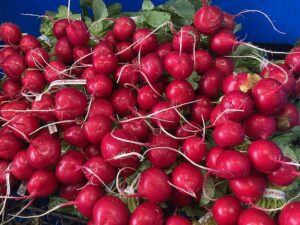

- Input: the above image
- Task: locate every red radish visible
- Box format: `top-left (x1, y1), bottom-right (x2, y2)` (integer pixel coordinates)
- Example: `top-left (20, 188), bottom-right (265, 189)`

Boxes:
top-left (55, 151), bottom-right (86, 185)
top-left (223, 72), bottom-right (258, 94)
top-left (213, 121), bottom-right (245, 148)
top-left (53, 19), bottom-right (69, 39)
top-left (110, 88), bottom-right (137, 116)
top-left (206, 146), bottom-right (225, 170)
top-left (88, 98), bottom-right (114, 119)
top-left (22, 70), bottom-right (45, 92)
top-left (113, 16), bottom-right (136, 41)
top-left (44, 60), bottom-right (66, 83)
top-left (93, 53), bottom-right (118, 74)
top-left (168, 189), bottom-right (193, 207)
top-left (88, 220), bottom-right (95, 225)
top-left (27, 134), bottom-right (61, 169)
top-left (239, 208), bottom-right (276, 225)
top-left (166, 215), bottom-right (191, 225)
top-left (66, 20), bottom-right (90, 45)
top-left (19, 35), bottom-right (41, 53)
top-left (27, 170), bottom-right (58, 197)
top-left (210, 30), bottom-right (237, 55)
top-left (63, 125), bottom-right (88, 148)
top-left (191, 49), bottom-right (213, 74)
top-left (59, 183), bottom-right (83, 201)
top-left (150, 101), bottom-right (180, 130)
top-left (114, 65), bottom-right (139, 86)
top-left (276, 103), bottom-right (299, 131)
top-left (11, 114), bottom-right (39, 138)
top-left (93, 42), bottom-right (113, 56)
top-left (247, 139), bottom-right (283, 173)
top-left (0, 100), bottom-right (29, 120)
top-left (164, 51), bottom-right (193, 80)
top-left (223, 13), bottom-right (236, 30)
top-left (193, 5), bottom-right (223, 35)
top-left (32, 94), bottom-right (56, 122)
top-left (182, 137), bottom-right (206, 164)
top-left (221, 90), bottom-right (254, 121)
top-left (84, 115), bottom-right (112, 144)
top-left (199, 68), bottom-right (223, 99)
top-left (25, 47), bottom-right (49, 68)
top-left (279, 202), bottom-right (300, 225)
top-left (137, 85), bottom-right (160, 111)
top-left (114, 41), bottom-right (135, 62)
top-left (86, 75), bottom-right (112, 97)
top-left (1, 53), bottom-right (26, 80)
top-left (81, 67), bottom-right (95, 80)
top-left (216, 150), bottom-right (251, 179)
top-left (175, 121), bottom-right (200, 138)
top-left (121, 113), bottom-right (150, 141)
top-left (252, 78), bottom-right (288, 115)
top-left (171, 162), bottom-right (203, 196)
top-left (83, 156), bottom-right (117, 185)
top-left (105, 31), bottom-right (117, 47)
top-left (0, 161), bottom-right (10, 186)
top-left (166, 80), bottom-right (195, 105)
top-left (73, 45), bottom-right (91, 65)
top-left (172, 25), bottom-right (200, 53)
top-left (10, 150), bottom-right (35, 180)
top-left (0, 47), bottom-right (18, 63)
top-left (129, 203), bottom-right (164, 225)
top-left (147, 133), bottom-right (179, 168)
top-left (212, 196), bottom-right (242, 225)
top-left (285, 47), bottom-right (300, 76)
top-left (267, 157), bottom-right (299, 186)
top-left (141, 53), bottom-right (163, 83)
top-left (210, 104), bottom-right (231, 126)
top-left (229, 171), bottom-right (266, 204)
top-left (101, 129), bottom-right (141, 168)
top-left (214, 57), bottom-right (234, 77)
top-left (55, 87), bottom-right (87, 120)
top-left (156, 42), bottom-right (174, 59)
top-left (191, 96), bottom-right (213, 123)
top-left (133, 28), bottom-right (158, 55)
top-left (84, 144), bottom-right (101, 159)
top-left (138, 167), bottom-right (172, 203)
top-left (93, 196), bottom-right (129, 225)
top-left (243, 113), bottom-right (276, 140)
top-left (55, 37), bottom-right (74, 64)
top-left (0, 23), bottom-right (22, 45)
top-left (2, 79), bottom-right (21, 96)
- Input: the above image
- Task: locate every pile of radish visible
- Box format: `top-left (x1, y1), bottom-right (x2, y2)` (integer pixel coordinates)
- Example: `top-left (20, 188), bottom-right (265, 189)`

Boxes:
top-left (1, 0), bottom-right (300, 224)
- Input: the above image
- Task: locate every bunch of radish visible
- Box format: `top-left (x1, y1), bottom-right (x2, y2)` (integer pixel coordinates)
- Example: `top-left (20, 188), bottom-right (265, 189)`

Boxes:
top-left (1, 0), bottom-right (300, 224)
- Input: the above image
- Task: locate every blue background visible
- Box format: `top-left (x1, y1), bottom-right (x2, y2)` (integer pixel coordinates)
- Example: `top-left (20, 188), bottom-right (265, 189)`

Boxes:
top-left (0, 0), bottom-right (299, 44)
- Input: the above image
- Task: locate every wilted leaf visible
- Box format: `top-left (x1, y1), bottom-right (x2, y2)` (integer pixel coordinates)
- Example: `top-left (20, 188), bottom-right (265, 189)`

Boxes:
top-left (142, 0), bottom-right (155, 11)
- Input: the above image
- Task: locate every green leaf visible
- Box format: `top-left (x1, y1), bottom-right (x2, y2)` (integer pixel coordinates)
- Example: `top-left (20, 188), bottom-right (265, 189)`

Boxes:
top-left (180, 205), bottom-right (203, 218)
top-left (188, 0), bottom-right (204, 10)
top-left (282, 145), bottom-right (299, 162)
top-left (57, 5), bottom-right (68, 17)
top-left (92, 0), bottom-right (108, 21)
top-left (164, 0), bottom-right (195, 22)
top-left (187, 71), bottom-right (200, 90)
top-left (200, 176), bottom-right (215, 205)
top-left (142, 10), bottom-right (171, 27)
top-left (142, 0), bottom-right (155, 11)
top-left (107, 3), bottom-right (122, 16)
top-left (49, 196), bottom-right (84, 218)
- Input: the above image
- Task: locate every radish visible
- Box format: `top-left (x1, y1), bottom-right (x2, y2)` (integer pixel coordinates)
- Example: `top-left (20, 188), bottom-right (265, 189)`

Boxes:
top-left (168, 189), bottom-right (193, 207)
top-left (121, 113), bottom-right (150, 141)
top-left (138, 167), bottom-right (172, 203)
top-left (114, 41), bottom-right (135, 62)
top-left (22, 70), bottom-right (46, 92)
top-left (55, 37), bottom-right (74, 64)
top-left (132, 28), bottom-right (158, 55)
top-left (191, 96), bottom-right (213, 123)
top-left (63, 125), bottom-right (88, 148)
top-left (213, 121), bottom-right (245, 148)
top-left (210, 104), bottom-right (231, 126)
top-left (276, 103), bottom-right (299, 131)
top-left (156, 42), bottom-right (174, 59)
top-left (212, 196), bottom-right (242, 225)
top-left (59, 183), bottom-right (83, 201)
top-left (210, 30), bottom-right (237, 55)
top-left (137, 85), bottom-right (160, 111)
top-left (86, 74), bottom-right (113, 97)
top-left (0, 23), bottom-right (22, 45)
top-left (247, 139), bottom-right (283, 173)
top-left (243, 113), bottom-right (276, 140)
top-left (73, 45), bottom-right (91, 65)
top-left (171, 162), bottom-right (203, 197)
top-left (11, 114), bottom-right (39, 138)
top-left (252, 78), bottom-right (288, 115)
top-left (2, 79), bottom-right (21, 96)
top-left (19, 35), bottom-right (41, 53)
top-left (175, 121), bottom-right (200, 138)
top-left (172, 25), bottom-right (200, 53)
top-left (147, 133), bottom-right (179, 168)
top-left (32, 94), bottom-right (56, 122)
top-left (83, 156), bottom-right (117, 186)
top-left (27, 134), bottom-right (61, 169)
top-left (206, 146), bottom-right (225, 170)
top-left (166, 80), bottom-right (195, 105)
top-left (55, 87), bottom-right (87, 120)
top-left (166, 215), bottom-right (191, 225)
top-left (199, 68), bottom-right (223, 99)
top-left (93, 42), bottom-right (113, 56)
top-left (53, 19), bottom-right (69, 39)
top-left (223, 12), bottom-right (236, 30)
top-left (0, 47), bottom-right (18, 63)
top-left (10, 150), bottom-right (35, 181)
top-left (110, 88), bottom-right (137, 116)
top-left (82, 67), bottom-right (95, 80)
top-left (1, 53), bottom-right (26, 80)
top-left (285, 47), bottom-right (300, 76)
top-left (129, 203), bottom-right (164, 225)
top-left (223, 72), bottom-right (256, 94)
top-left (88, 98), bottom-right (114, 120)
top-left (229, 171), bottom-right (266, 204)
top-left (25, 47), bottom-right (49, 68)
top-left (66, 20), bottom-right (90, 45)
top-left (44, 60), bottom-right (67, 83)
top-left (0, 100), bottom-right (29, 120)
top-left (105, 31), bottom-right (117, 47)
top-left (239, 208), bottom-right (276, 225)
top-left (141, 53), bottom-right (163, 83)
top-left (182, 136), bottom-right (206, 164)
top-left (88, 220), bottom-right (95, 225)
top-left (191, 49), bottom-right (213, 74)
top-left (93, 196), bottom-right (129, 225)
top-left (93, 53), bottom-right (118, 74)
top-left (114, 65), bottom-right (139, 86)
top-left (279, 202), bottom-right (300, 225)
top-left (113, 16), bottom-right (136, 41)
top-left (55, 151), bottom-right (86, 185)
top-left (214, 57), bottom-right (234, 77)
top-left (164, 51), bottom-right (193, 80)
top-left (84, 144), bottom-right (101, 159)
top-left (193, 4), bottom-right (223, 35)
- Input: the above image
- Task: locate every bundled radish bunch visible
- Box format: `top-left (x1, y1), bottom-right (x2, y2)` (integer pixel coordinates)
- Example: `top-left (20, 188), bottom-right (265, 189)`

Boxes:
top-left (0, 0), bottom-right (300, 224)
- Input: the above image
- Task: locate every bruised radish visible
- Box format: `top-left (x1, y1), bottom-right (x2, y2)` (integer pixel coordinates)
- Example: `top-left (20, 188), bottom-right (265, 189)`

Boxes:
top-left (166, 80), bottom-right (195, 105)
top-left (199, 68), bottom-right (223, 99)
top-left (86, 75), bottom-right (112, 97)
top-left (113, 16), bottom-right (136, 41)
top-left (172, 25), bottom-right (200, 53)
top-left (214, 57), bottom-right (234, 77)
top-left (223, 72), bottom-right (259, 94)
top-left (22, 70), bottom-right (45, 92)
top-left (0, 133), bottom-right (22, 160)
top-left (44, 60), bottom-right (66, 83)
top-left (164, 51), bottom-right (193, 79)
top-left (137, 85), bottom-right (160, 111)
top-left (73, 45), bottom-right (91, 65)
top-left (55, 37), bottom-right (74, 64)
top-left (25, 47), bottom-right (49, 68)
top-left (66, 20), bottom-right (90, 45)
top-left (138, 167), bottom-right (172, 203)
top-left (19, 34), bottom-right (41, 53)
top-left (114, 65), bottom-right (139, 86)
top-left (88, 98), bottom-right (114, 119)
top-left (32, 94), bottom-right (56, 122)
top-left (182, 137), bottom-right (206, 164)
top-left (279, 202), bottom-right (300, 225)
top-left (206, 146), bottom-right (225, 170)
top-left (121, 113), bottom-right (150, 141)
top-left (110, 88), bottom-right (136, 116)
top-left (93, 53), bottom-right (118, 74)
top-left (276, 103), bottom-right (299, 131)
top-left (239, 208), bottom-right (276, 225)
top-left (2, 79), bottom-right (21, 96)
top-left (210, 30), bottom-right (237, 55)
top-left (114, 41), bottom-right (135, 62)
top-left (63, 125), bottom-right (88, 148)
top-left (129, 203), bottom-right (163, 225)
top-left (166, 215), bottom-right (192, 225)
top-left (191, 49), bottom-right (213, 74)
top-left (11, 150), bottom-right (35, 180)
top-left (191, 96), bottom-right (213, 123)
top-left (53, 19), bottom-right (69, 39)
top-left (156, 42), bottom-right (174, 59)
top-left (141, 53), bottom-right (163, 83)
top-left (1, 53), bottom-right (26, 80)
top-left (133, 28), bottom-right (158, 55)
top-left (0, 23), bottom-right (22, 45)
